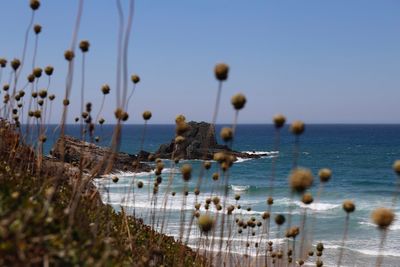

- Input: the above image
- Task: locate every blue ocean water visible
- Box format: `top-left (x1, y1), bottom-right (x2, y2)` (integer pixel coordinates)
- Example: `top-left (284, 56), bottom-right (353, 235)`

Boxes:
top-left (43, 124), bottom-right (400, 267)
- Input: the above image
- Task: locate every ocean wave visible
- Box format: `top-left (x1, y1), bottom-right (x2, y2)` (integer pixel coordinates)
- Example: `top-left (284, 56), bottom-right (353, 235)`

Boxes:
top-left (294, 200), bottom-right (340, 211)
top-left (242, 151), bottom-right (279, 156)
top-left (235, 157), bottom-right (253, 163)
top-left (324, 244), bottom-right (400, 257)
top-left (230, 185), bottom-right (250, 192)
top-left (359, 220), bottom-right (400, 231)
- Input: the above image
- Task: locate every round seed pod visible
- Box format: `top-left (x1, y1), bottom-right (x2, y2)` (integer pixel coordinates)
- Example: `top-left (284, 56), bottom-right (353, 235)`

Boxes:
top-left (114, 108), bottom-right (123, 120)
top-left (220, 127), bottom-right (233, 142)
top-left (131, 74), bottom-right (140, 84)
top-left (99, 118), bottom-right (105, 125)
top-left (142, 111), bottom-right (152, 120)
top-left (237, 205), bottom-right (241, 209)
top-left (136, 181), bottom-right (144, 188)
top-left (317, 251), bottom-right (322, 257)
top-left (79, 40), bottom-right (90, 53)
top-left (298, 259), bottom-right (304, 266)
top-left (316, 259), bottom-right (323, 267)
top-left (45, 66), bottom-right (54, 76)
top-left (318, 168), bottom-right (332, 183)
top-left (175, 135), bottom-right (185, 144)
top-left (27, 74), bottom-right (35, 83)
top-left (213, 152), bottom-right (226, 163)
top-left (216, 204), bottom-right (222, 211)
top-left (15, 95), bottom-right (21, 101)
top-left (212, 172), bottom-right (219, 181)
top-left (32, 92), bottom-right (38, 98)
top-left (74, 117), bottom-right (79, 122)
top-left (39, 135), bottom-right (47, 143)
top-left (171, 191), bottom-right (176, 196)
top-left (247, 207), bottom-right (251, 212)
top-left (3, 84), bottom-right (9, 91)
top-left (48, 94), bottom-right (55, 101)
top-left (81, 112), bottom-right (89, 119)
top-left (262, 212), bottom-right (270, 220)
top-left (64, 50), bottom-right (75, 61)
top-left (101, 84), bottom-right (110, 95)
top-left (112, 176), bottom-right (119, 183)
top-left (175, 114), bottom-right (186, 124)
top-left (286, 226), bottom-right (300, 238)
top-left (181, 164), bottom-right (192, 181)
top-left (302, 192), bottom-right (314, 205)
top-left (275, 214), bottom-right (285, 225)
top-left (176, 121), bottom-right (189, 135)
top-left (342, 200), bottom-right (355, 213)
top-left (28, 111), bottom-right (34, 118)
top-left (234, 194), bottom-right (240, 201)
top-left (290, 120), bottom-right (305, 135)
top-left (277, 251), bottom-right (283, 259)
top-left (33, 67), bottom-right (42, 78)
top-left (37, 99), bottom-right (44, 106)
top-left (12, 109), bottom-right (18, 115)
top-left (193, 188), bottom-right (199, 195)
top-left (267, 197), bottom-right (273, 205)
top-left (18, 90), bottom-right (25, 98)
top-left (308, 251), bottom-right (314, 256)
top-left (38, 89), bottom-right (47, 98)
top-left (63, 99), bottom-right (70, 106)
top-left (393, 160), bottom-right (400, 175)
top-left (289, 168), bottom-right (313, 193)
top-left (33, 24), bottom-right (41, 34)
top-left (95, 136), bottom-right (100, 142)
top-left (227, 205), bottom-right (234, 214)
top-left (198, 214), bottom-right (214, 233)
top-left (273, 114), bottom-right (286, 128)
top-left (316, 242), bottom-right (324, 252)
top-left (121, 112), bottom-right (129, 121)
top-left (212, 196), bottom-right (220, 205)
top-left (0, 58), bottom-right (7, 68)
top-left (371, 207), bottom-right (395, 229)
top-left (231, 93), bottom-right (246, 110)
top-left (30, 0), bottom-right (40, 10)
top-left (17, 103), bottom-right (23, 108)
top-left (214, 63), bottom-right (229, 81)
top-left (203, 161), bottom-right (211, 170)
top-left (205, 198), bottom-right (211, 205)
top-left (11, 59), bottom-right (21, 71)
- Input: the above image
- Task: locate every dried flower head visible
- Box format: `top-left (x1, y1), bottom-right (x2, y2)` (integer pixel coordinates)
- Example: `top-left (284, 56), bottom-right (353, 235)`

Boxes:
top-left (230, 93), bottom-right (247, 110)
top-left (273, 114), bottom-right (286, 128)
top-left (33, 24), bottom-right (42, 34)
top-left (302, 192), bottom-right (314, 205)
top-left (142, 111), bottom-right (152, 121)
top-left (181, 164), bottom-right (192, 181)
top-left (175, 114), bottom-right (186, 124)
top-left (3, 84), bottom-right (9, 91)
top-left (131, 74), bottom-right (140, 84)
top-left (234, 194), bottom-right (240, 201)
top-left (198, 214), bottom-right (214, 233)
top-left (220, 127), bottom-right (233, 142)
top-left (0, 58), bottom-right (7, 68)
top-left (45, 66), bottom-right (54, 76)
top-left (371, 207), bottom-right (395, 229)
top-left (30, 0), bottom-right (40, 10)
top-left (79, 40), bottom-right (90, 53)
top-left (289, 168), bottom-right (313, 193)
top-left (286, 226), bottom-right (300, 238)
top-left (203, 161), bottom-right (211, 170)
top-left (112, 176), bottom-right (119, 183)
top-left (63, 99), bottom-right (70, 106)
top-left (262, 212), bottom-right (270, 220)
top-left (393, 160), bottom-right (400, 175)
top-left (99, 118), bottom-right (105, 125)
top-left (212, 172), bottom-right (219, 181)
top-left (319, 168), bottom-right (332, 183)
top-left (316, 242), bottom-right (324, 252)
top-left (31, 92), bottom-right (37, 98)
top-left (275, 214), bottom-right (285, 225)
top-left (64, 50), bottom-right (74, 61)
top-left (214, 63), bottom-right (229, 81)
top-left (290, 120), bottom-right (305, 135)
top-left (33, 67), bottom-right (42, 78)
top-left (11, 59), bottom-right (21, 71)
top-left (38, 89), bottom-right (47, 98)
top-left (176, 121), bottom-right (189, 135)
top-left (342, 200), bottom-right (355, 213)
top-left (267, 197), bottom-right (274, 205)
top-left (27, 74), bottom-right (35, 83)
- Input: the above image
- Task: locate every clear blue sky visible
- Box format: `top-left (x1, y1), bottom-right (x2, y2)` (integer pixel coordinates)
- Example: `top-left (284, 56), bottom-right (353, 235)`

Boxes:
top-left (1, 1), bottom-right (399, 124)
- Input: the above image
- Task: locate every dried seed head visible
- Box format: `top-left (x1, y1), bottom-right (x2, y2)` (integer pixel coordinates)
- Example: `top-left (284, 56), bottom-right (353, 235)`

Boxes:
top-left (319, 168), bottom-right (332, 183)
top-left (231, 93), bottom-right (246, 110)
top-left (316, 242), bottom-right (324, 252)
top-left (213, 152), bottom-right (226, 163)
top-left (275, 214), bottom-right (285, 225)
top-left (203, 161), bottom-right (211, 170)
top-left (33, 67), bottom-right (42, 78)
top-left (316, 260), bottom-right (323, 267)
top-left (371, 207), bottom-right (395, 229)
top-left (175, 114), bottom-right (186, 124)
top-left (214, 63), bottom-right (229, 81)
top-left (267, 197), bottom-right (274, 205)
top-left (393, 160), bottom-right (400, 175)
top-left (101, 84), bottom-right (110, 95)
top-left (142, 111), bottom-right (152, 120)
top-left (95, 136), bottom-right (100, 142)
top-left (286, 226), bottom-right (300, 238)
top-left (31, 92), bottom-right (37, 98)
top-left (290, 120), bottom-right (305, 135)
top-left (181, 164), bottom-right (192, 181)
top-left (234, 194), bottom-right (240, 201)
top-left (79, 40), bottom-right (90, 53)
top-left (30, 0), bottom-right (40, 10)
top-left (11, 59), bottom-right (21, 71)
top-left (308, 251), bottom-right (314, 256)
top-left (194, 188), bottom-right (200, 195)
top-left (64, 50), bottom-right (74, 61)
top-left (48, 94), bottom-right (55, 101)
top-left (273, 114), bottom-right (286, 128)
top-left (342, 200), bottom-right (355, 213)
top-left (131, 74), bottom-right (140, 84)
top-left (38, 89), bottom-right (47, 98)
top-left (99, 118), bottom-right (105, 125)
top-left (45, 66), bottom-right (54, 76)
top-left (198, 214), bottom-right (214, 233)
top-left (27, 74), bottom-right (35, 83)
top-left (175, 135), bottom-right (185, 144)
top-left (212, 172), bottom-right (219, 181)
top-left (74, 117), bottom-right (79, 122)
top-left (112, 176), bottom-right (119, 183)
top-left (212, 196), bottom-right (220, 205)
top-left (262, 212), bottom-right (270, 220)
top-left (33, 24), bottom-right (42, 34)
top-left (176, 121), bottom-right (189, 135)
top-left (220, 127), bottom-right (233, 142)
top-left (3, 84), bottom-right (9, 91)
top-left (37, 99), bottom-right (43, 106)
top-left (39, 135), bottom-right (47, 143)
top-left (121, 112), bottom-right (129, 121)
top-left (302, 192), bottom-right (314, 205)
top-left (0, 58), bottom-right (7, 68)
top-left (289, 168), bottom-right (313, 193)
top-left (114, 108), bottom-right (124, 120)
top-left (63, 99), bottom-right (70, 106)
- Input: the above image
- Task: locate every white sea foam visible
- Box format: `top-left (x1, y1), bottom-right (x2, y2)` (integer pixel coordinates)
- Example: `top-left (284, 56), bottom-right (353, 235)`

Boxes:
top-left (230, 185), bottom-right (250, 192)
top-left (324, 244), bottom-right (400, 257)
top-left (242, 151), bottom-right (279, 156)
top-left (294, 200), bottom-right (340, 211)
top-left (235, 157), bottom-right (252, 163)
top-left (359, 220), bottom-right (400, 231)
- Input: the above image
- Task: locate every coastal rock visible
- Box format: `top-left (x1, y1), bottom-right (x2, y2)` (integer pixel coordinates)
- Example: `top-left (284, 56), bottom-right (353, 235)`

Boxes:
top-left (51, 136), bottom-right (152, 174)
top-left (154, 121), bottom-right (266, 161)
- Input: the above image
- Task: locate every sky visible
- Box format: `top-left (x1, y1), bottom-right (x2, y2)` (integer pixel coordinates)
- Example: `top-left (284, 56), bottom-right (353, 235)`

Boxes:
top-left (0, 1), bottom-right (399, 124)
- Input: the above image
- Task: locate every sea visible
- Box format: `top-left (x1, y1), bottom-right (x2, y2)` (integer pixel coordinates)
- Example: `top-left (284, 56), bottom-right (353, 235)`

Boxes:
top-left (42, 124), bottom-right (400, 267)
